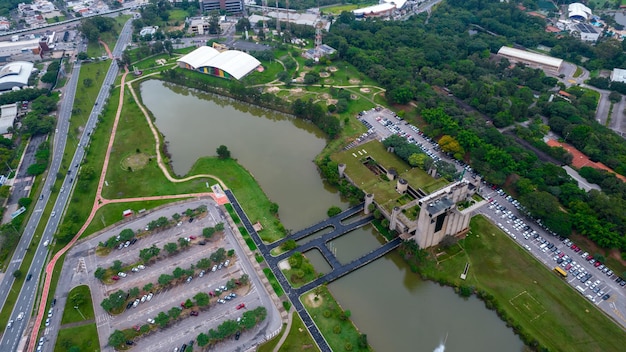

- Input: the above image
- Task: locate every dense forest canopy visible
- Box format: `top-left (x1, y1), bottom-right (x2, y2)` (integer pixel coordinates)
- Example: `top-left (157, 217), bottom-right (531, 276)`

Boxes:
top-left (325, 0), bottom-right (626, 253)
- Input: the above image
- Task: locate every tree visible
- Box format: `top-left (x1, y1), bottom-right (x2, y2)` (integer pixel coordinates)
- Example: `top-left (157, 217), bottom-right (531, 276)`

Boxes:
top-left (327, 206), bottom-right (342, 217)
top-left (178, 237), bottom-right (189, 248)
top-left (281, 239), bottom-right (297, 251)
top-left (18, 198), bottom-right (32, 208)
top-left (269, 202), bottom-right (279, 215)
top-left (183, 298), bottom-right (194, 309)
top-left (111, 260), bottom-right (123, 272)
top-left (158, 274), bottom-right (173, 286)
top-left (208, 11), bottom-right (221, 35)
top-left (129, 287), bottom-right (139, 298)
top-left (173, 267), bottom-right (185, 279)
top-left (408, 153), bottom-right (427, 168)
top-left (197, 333), bottom-right (210, 347)
top-left (94, 267), bottom-right (106, 280)
top-left (108, 330), bottom-right (126, 347)
top-left (216, 145), bottom-right (231, 159)
top-left (12, 269), bottom-right (22, 279)
top-left (235, 17), bottom-right (251, 32)
top-left (194, 292), bottom-right (210, 307)
top-left (203, 227), bottom-right (216, 238)
top-left (118, 228), bottom-right (134, 241)
top-left (83, 78), bottom-right (93, 88)
top-left (215, 222), bottom-right (225, 232)
top-left (168, 306), bottom-right (182, 319)
top-left (155, 311), bottom-right (170, 328)
top-left (197, 258), bottom-right (212, 269)
top-left (164, 242), bottom-right (178, 254)
top-left (143, 283), bottom-right (154, 292)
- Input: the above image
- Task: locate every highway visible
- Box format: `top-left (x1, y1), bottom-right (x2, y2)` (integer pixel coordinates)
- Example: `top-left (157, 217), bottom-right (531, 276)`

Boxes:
top-left (0, 20), bottom-right (133, 352)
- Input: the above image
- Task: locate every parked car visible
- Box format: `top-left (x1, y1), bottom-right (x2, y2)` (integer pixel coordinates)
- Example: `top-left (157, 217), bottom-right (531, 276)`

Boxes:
top-left (190, 311), bottom-right (199, 316)
top-left (236, 303), bottom-right (245, 310)
top-left (112, 275), bottom-right (120, 281)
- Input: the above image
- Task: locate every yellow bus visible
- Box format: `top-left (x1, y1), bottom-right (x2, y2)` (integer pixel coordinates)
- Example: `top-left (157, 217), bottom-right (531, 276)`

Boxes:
top-left (554, 266), bottom-right (568, 278)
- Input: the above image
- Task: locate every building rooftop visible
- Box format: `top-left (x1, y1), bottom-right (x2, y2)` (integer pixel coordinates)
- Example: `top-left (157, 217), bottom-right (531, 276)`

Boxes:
top-left (425, 197), bottom-right (454, 216)
top-left (177, 46), bottom-right (261, 80)
top-left (575, 23), bottom-right (598, 34)
top-left (497, 46), bottom-right (563, 69)
top-left (0, 103), bottom-right (18, 134)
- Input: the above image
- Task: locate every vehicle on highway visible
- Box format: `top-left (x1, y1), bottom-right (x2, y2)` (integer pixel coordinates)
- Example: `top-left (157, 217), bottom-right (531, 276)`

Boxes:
top-left (17, 312), bottom-right (24, 321)
top-left (26, 273), bottom-right (32, 281)
top-left (43, 240), bottom-right (49, 247)
top-left (7, 320), bottom-right (13, 329)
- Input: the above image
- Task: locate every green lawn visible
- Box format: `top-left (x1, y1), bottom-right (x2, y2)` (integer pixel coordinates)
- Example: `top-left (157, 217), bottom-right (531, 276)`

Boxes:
top-left (258, 312), bottom-right (319, 352)
top-left (418, 216), bottom-right (625, 352)
top-left (82, 199), bottom-right (180, 237)
top-left (131, 53), bottom-right (178, 71)
top-left (60, 285), bottom-right (95, 324)
top-left (302, 286), bottom-right (370, 352)
top-left (263, 268), bottom-right (285, 297)
top-left (101, 86), bottom-right (216, 199)
top-left (169, 9), bottom-right (188, 22)
top-left (54, 323), bottom-right (100, 352)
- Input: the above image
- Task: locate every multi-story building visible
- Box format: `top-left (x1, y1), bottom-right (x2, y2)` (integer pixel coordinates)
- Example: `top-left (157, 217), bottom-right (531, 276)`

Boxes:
top-left (200, 0), bottom-right (243, 14)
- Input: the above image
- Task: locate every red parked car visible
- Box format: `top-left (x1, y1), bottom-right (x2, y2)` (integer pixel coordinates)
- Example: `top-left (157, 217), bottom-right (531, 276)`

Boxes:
top-left (236, 303), bottom-right (245, 310)
top-left (111, 275), bottom-right (120, 281)
top-left (189, 235), bottom-right (197, 240)
top-left (594, 261), bottom-right (602, 267)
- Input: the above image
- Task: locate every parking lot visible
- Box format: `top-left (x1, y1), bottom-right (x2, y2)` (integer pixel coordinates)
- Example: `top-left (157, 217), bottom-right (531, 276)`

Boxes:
top-left (352, 107), bottom-right (471, 175)
top-left (478, 190), bottom-right (626, 327)
top-left (50, 199), bottom-right (280, 352)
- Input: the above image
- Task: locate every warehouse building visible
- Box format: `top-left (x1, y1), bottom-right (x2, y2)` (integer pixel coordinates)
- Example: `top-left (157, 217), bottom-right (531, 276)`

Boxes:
top-left (497, 46), bottom-right (563, 74)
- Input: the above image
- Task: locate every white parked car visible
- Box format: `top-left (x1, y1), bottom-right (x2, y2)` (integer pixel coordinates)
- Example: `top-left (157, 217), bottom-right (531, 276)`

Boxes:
top-left (117, 272), bottom-right (127, 278)
top-left (146, 292), bottom-right (153, 301)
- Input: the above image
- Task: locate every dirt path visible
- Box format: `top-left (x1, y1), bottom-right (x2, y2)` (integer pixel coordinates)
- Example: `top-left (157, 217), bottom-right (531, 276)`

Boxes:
top-left (126, 83), bottom-right (229, 189)
top-left (98, 39), bottom-right (113, 59)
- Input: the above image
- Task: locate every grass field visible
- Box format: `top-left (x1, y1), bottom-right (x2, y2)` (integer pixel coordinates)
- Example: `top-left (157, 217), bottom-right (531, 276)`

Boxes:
top-left (418, 216), bottom-right (625, 352)
top-left (258, 312), bottom-right (319, 352)
top-left (101, 86), bottom-right (216, 199)
top-left (263, 268), bottom-right (285, 297)
top-left (302, 286), bottom-right (370, 352)
top-left (54, 323), bottom-right (100, 352)
top-left (169, 9), bottom-right (188, 22)
top-left (60, 285), bottom-right (95, 324)
top-left (188, 158), bottom-right (286, 243)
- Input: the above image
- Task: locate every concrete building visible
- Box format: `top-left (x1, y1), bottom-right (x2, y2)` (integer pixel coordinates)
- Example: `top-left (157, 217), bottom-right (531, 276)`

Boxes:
top-left (0, 103), bottom-right (18, 134)
top-left (0, 61), bottom-right (34, 91)
top-left (401, 180), bottom-right (483, 248)
top-left (200, 0), bottom-right (243, 14)
top-left (573, 23), bottom-right (600, 42)
top-left (189, 17), bottom-right (211, 35)
top-left (610, 68), bottom-right (626, 83)
top-left (177, 46), bottom-right (261, 80)
top-left (338, 157), bottom-right (484, 249)
top-left (497, 46), bottom-right (563, 74)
